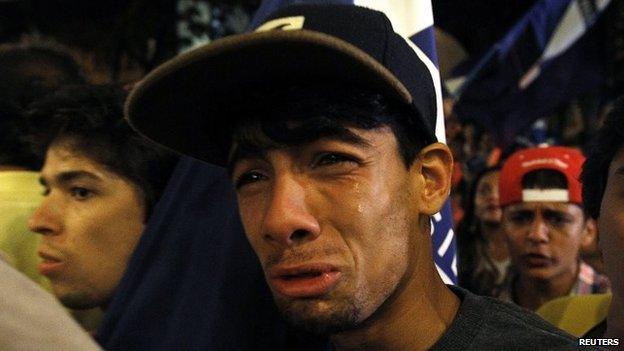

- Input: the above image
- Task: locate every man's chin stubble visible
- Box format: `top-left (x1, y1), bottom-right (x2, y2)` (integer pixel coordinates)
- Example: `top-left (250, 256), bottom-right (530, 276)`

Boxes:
top-left (278, 297), bottom-right (362, 335)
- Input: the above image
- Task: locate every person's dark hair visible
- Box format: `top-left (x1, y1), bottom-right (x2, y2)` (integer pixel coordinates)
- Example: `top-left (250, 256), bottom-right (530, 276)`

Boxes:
top-left (456, 167), bottom-right (501, 295)
top-left (227, 84), bottom-right (436, 170)
top-left (0, 39), bottom-right (87, 169)
top-left (581, 96), bottom-right (624, 219)
top-left (521, 169), bottom-right (568, 190)
top-left (0, 103), bottom-right (42, 169)
top-left (0, 39), bottom-right (86, 107)
top-left (24, 84), bottom-right (179, 218)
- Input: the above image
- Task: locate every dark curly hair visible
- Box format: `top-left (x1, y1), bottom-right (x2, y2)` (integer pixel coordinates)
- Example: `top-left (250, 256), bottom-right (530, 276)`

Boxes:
top-left (581, 97), bottom-right (624, 219)
top-left (24, 84), bottom-right (179, 219)
top-left (0, 40), bottom-right (86, 169)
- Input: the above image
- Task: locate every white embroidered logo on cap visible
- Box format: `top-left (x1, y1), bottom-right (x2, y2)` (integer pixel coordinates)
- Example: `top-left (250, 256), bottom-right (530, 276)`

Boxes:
top-left (256, 16), bottom-right (305, 32)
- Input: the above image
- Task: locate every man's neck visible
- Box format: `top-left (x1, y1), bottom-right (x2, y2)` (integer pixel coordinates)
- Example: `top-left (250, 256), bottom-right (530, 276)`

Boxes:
top-left (514, 265), bottom-right (578, 311)
top-left (330, 254), bottom-right (460, 351)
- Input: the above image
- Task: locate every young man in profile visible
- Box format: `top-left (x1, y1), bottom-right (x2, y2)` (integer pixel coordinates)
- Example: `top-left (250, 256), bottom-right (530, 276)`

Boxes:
top-left (125, 4), bottom-right (584, 350)
top-left (25, 85), bottom-right (178, 310)
top-left (497, 146), bottom-right (609, 311)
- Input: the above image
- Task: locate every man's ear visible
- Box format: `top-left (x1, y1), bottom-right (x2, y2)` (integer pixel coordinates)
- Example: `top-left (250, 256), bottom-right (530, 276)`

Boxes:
top-left (411, 142), bottom-right (453, 215)
top-left (581, 217), bottom-right (598, 249)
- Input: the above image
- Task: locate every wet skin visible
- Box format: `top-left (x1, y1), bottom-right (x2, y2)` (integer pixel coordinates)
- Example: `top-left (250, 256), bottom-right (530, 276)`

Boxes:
top-left (231, 127), bottom-right (448, 333)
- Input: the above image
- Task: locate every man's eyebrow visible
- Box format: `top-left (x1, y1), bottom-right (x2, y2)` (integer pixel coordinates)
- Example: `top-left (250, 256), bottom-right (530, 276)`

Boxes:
top-left (227, 149), bottom-right (267, 175)
top-left (542, 209), bottom-right (567, 216)
top-left (42, 171), bottom-right (104, 186)
top-left (227, 130), bottom-right (372, 173)
top-left (509, 209), bottom-right (533, 216)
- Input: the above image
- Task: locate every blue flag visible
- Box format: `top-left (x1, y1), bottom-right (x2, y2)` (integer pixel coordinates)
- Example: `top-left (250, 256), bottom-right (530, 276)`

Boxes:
top-left (251, 0), bottom-right (458, 284)
top-left (452, 0), bottom-right (612, 146)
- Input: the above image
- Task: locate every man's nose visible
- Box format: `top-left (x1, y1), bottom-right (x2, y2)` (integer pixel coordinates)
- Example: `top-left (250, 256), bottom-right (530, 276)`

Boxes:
top-left (490, 190), bottom-right (499, 203)
top-left (28, 196), bottom-right (61, 236)
top-left (261, 174), bottom-right (320, 246)
top-left (526, 212), bottom-right (549, 243)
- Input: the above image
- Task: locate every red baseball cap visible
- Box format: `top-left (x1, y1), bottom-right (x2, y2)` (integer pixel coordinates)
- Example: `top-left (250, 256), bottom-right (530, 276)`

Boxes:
top-left (499, 146), bottom-right (585, 207)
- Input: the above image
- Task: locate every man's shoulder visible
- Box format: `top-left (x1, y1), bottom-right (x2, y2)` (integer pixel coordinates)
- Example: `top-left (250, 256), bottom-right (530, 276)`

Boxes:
top-left (434, 286), bottom-right (599, 351)
top-left (472, 293), bottom-right (579, 349)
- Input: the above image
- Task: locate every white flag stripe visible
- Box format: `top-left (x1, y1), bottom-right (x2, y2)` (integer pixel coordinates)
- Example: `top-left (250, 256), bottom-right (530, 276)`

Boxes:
top-left (543, 0), bottom-right (611, 61)
top-left (451, 254), bottom-right (457, 276)
top-left (353, 0), bottom-right (434, 37)
top-left (433, 212), bottom-right (443, 222)
top-left (437, 228), bottom-right (454, 257)
top-left (521, 0), bottom-right (612, 88)
top-left (403, 39), bottom-right (447, 143)
top-left (436, 263), bottom-right (454, 285)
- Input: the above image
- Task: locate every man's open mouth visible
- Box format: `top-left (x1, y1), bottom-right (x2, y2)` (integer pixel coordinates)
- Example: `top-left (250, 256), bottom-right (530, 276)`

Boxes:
top-left (268, 264), bottom-right (342, 298)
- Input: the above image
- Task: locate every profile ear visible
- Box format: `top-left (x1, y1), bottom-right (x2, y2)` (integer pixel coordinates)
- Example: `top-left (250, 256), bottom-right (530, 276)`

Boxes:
top-left (581, 217), bottom-right (598, 248)
top-left (411, 142), bottom-right (453, 215)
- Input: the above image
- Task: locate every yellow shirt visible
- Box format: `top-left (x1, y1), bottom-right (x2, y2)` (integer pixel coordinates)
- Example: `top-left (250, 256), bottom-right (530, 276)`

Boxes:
top-left (0, 171), bottom-right (49, 289)
top-left (536, 293), bottom-right (611, 337)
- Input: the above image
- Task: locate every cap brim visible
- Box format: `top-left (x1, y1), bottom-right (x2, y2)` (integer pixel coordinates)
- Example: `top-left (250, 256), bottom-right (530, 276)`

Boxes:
top-left (126, 29), bottom-right (412, 166)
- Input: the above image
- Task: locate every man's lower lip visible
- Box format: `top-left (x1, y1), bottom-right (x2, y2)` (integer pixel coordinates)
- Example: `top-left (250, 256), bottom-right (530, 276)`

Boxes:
top-left (523, 256), bottom-right (551, 267)
top-left (38, 261), bottom-right (63, 275)
top-left (270, 271), bottom-right (342, 298)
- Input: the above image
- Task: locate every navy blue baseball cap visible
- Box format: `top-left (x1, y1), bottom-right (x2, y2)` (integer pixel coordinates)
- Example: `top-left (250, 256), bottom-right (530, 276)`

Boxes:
top-left (126, 4), bottom-right (437, 166)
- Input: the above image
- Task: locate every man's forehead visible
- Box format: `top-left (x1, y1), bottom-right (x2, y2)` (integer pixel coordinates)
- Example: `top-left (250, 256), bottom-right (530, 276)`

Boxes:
top-left (42, 145), bottom-right (113, 182)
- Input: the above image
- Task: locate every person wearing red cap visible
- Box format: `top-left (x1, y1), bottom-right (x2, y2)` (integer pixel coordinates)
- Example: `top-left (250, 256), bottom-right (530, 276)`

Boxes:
top-left (497, 146), bottom-right (610, 311)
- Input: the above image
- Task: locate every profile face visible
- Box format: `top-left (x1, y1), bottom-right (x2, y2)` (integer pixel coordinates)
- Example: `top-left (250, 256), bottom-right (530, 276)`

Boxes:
top-left (597, 147), bottom-right (624, 301)
top-left (28, 143), bottom-right (145, 309)
top-left (502, 201), bottom-right (589, 281)
top-left (231, 127), bottom-right (422, 334)
top-left (474, 170), bottom-right (501, 224)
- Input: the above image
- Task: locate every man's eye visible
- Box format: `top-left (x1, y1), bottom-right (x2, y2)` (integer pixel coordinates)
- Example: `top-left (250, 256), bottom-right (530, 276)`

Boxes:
top-left (235, 171), bottom-right (267, 189)
top-left (312, 153), bottom-right (358, 167)
top-left (544, 213), bottom-right (568, 226)
top-left (509, 213), bottom-right (532, 225)
top-left (70, 187), bottom-right (94, 200)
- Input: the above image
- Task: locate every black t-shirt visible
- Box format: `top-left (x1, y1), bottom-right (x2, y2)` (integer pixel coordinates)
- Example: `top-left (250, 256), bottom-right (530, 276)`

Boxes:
top-left (429, 285), bottom-right (597, 350)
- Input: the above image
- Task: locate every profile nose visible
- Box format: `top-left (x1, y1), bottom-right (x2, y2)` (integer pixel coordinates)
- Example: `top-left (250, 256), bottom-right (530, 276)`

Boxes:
top-left (490, 189), bottom-right (499, 203)
top-left (28, 197), bottom-right (61, 236)
top-left (527, 211), bottom-right (549, 243)
top-left (261, 174), bottom-right (320, 246)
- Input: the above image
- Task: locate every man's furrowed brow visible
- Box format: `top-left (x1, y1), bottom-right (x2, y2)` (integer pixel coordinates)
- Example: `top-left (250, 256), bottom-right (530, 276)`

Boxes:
top-left (226, 125), bottom-right (373, 174)
top-left (318, 130), bottom-right (372, 147)
top-left (227, 149), bottom-right (265, 173)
